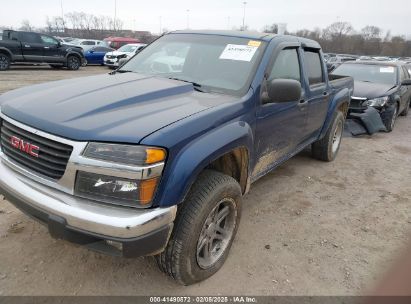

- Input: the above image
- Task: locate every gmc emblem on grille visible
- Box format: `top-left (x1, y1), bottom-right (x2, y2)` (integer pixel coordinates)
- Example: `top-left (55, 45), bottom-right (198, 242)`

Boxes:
top-left (10, 136), bottom-right (40, 158)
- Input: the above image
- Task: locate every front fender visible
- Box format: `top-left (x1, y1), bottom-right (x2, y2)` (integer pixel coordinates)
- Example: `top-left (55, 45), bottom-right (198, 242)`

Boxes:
top-left (0, 47), bottom-right (13, 59)
top-left (319, 87), bottom-right (351, 139)
top-left (154, 121), bottom-right (253, 208)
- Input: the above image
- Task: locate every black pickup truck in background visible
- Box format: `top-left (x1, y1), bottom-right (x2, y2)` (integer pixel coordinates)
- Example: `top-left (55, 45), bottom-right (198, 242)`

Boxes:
top-left (0, 30), bottom-right (85, 71)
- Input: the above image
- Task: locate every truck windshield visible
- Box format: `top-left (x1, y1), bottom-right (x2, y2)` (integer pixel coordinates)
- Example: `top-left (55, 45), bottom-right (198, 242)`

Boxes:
top-left (332, 63), bottom-right (397, 85)
top-left (119, 33), bottom-right (266, 96)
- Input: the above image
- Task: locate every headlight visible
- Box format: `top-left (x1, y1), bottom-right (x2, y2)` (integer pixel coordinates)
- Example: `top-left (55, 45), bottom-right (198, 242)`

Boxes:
top-left (83, 143), bottom-right (166, 166)
top-left (117, 54), bottom-right (127, 59)
top-left (75, 171), bottom-right (159, 207)
top-left (365, 96), bottom-right (389, 107)
top-left (76, 144), bottom-right (167, 207)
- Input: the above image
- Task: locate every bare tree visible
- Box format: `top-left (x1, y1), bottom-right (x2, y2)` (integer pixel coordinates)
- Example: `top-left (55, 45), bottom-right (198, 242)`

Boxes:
top-left (20, 19), bottom-right (33, 31)
top-left (322, 22), bottom-right (353, 40)
top-left (263, 23), bottom-right (278, 34)
top-left (361, 26), bottom-right (382, 40)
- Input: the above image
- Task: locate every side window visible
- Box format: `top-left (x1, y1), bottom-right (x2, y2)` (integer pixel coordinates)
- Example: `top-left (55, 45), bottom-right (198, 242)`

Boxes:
top-left (18, 32), bottom-right (41, 43)
top-left (268, 48), bottom-right (301, 82)
top-left (81, 41), bottom-right (95, 46)
top-left (400, 67), bottom-right (408, 81)
top-left (40, 35), bottom-right (58, 45)
top-left (304, 50), bottom-right (324, 85)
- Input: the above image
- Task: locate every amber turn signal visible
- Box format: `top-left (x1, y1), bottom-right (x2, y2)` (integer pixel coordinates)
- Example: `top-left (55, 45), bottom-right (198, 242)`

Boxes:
top-left (146, 148), bottom-right (166, 164)
top-left (139, 178), bottom-right (159, 205)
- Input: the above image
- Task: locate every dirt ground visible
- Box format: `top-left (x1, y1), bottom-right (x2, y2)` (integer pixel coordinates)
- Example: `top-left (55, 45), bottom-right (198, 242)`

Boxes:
top-left (0, 65), bottom-right (410, 296)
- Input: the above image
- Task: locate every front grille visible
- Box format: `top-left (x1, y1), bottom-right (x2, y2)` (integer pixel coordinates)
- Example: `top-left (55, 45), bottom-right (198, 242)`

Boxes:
top-left (350, 98), bottom-right (367, 110)
top-left (0, 119), bottom-right (73, 179)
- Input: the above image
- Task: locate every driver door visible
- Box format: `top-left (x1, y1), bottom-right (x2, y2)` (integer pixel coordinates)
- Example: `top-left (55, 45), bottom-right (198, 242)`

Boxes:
top-left (253, 46), bottom-right (309, 179)
top-left (40, 35), bottom-right (63, 62)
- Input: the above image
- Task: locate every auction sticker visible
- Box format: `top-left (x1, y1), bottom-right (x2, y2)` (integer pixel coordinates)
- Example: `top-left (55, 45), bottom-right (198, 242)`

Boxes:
top-left (380, 67), bottom-right (395, 73)
top-left (219, 44), bottom-right (258, 61)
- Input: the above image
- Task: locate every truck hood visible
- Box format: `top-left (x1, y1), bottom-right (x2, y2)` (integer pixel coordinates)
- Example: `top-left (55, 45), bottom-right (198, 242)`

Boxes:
top-left (353, 81), bottom-right (397, 99)
top-left (0, 73), bottom-right (236, 143)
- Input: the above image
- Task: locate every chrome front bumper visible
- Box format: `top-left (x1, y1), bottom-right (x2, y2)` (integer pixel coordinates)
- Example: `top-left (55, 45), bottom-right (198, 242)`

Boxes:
top-left (0, 159), bottom-right (177, 239)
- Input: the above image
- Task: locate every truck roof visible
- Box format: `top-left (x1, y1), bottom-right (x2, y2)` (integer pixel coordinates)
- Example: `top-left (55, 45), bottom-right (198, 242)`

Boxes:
top-left (170, 30), bottom-right (321, 49)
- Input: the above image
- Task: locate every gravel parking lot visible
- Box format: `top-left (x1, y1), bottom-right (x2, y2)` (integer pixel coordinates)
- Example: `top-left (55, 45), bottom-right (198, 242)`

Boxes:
top-left (0, 65), bottom-right (410, 296)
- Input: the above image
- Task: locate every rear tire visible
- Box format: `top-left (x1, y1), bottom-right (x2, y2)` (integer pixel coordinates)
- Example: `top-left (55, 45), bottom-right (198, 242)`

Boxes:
top-left (382, 103), bottom-right (398, 132)
top-left (312, 111), bottom-right (345, 162)
top-left (66, 55), bottom-right (81, 70)
top-left (156, 170), bottom-right (242, 285)
top-left (0, 53), bottom-right (10, 71)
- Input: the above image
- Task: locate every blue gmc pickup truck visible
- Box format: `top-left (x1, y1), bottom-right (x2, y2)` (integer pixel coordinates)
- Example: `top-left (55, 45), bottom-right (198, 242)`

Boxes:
top-left (0, 31), bottom-right (353, 285)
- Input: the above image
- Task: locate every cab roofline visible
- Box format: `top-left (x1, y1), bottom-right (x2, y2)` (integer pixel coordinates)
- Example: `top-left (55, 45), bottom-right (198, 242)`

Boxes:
top-left (168, 30), bottom-right (321, 48)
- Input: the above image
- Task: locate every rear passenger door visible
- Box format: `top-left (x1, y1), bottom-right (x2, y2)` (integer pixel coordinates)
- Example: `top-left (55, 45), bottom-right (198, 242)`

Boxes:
top-left (253, 45), bottom-right (308, 178)
top-left (18, 32), bottom-right (44, 61)
top-left (303, 49), bottom-right (330, 137)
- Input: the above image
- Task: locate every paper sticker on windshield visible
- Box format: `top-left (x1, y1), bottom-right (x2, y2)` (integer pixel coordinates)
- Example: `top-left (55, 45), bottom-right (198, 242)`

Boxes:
top-left (248, 40), bottom-right (261, 47)
top-left (219, 44), bottom-right (258, 62)
top-left (380, 67), bottom-right (395, 73)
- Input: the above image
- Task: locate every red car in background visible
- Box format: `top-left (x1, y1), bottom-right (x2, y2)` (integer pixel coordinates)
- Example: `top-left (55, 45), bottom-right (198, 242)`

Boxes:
top-left (103, 37), bottom-right (141, 49)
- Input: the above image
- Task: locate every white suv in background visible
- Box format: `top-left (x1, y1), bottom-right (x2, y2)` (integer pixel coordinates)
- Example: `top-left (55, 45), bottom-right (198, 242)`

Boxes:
top-left (104, 43), bottom-right (147, 68)
top-left (69, 39), bottom-right (108, 52)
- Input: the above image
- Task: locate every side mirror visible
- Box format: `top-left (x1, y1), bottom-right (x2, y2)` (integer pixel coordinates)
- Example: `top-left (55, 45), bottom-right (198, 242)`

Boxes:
top-left (401, 79), bottom-right (411, 86)
top-left (263, 79), bottom-right (302, 104)
top-left (57, 41), bottom-right (61, 47)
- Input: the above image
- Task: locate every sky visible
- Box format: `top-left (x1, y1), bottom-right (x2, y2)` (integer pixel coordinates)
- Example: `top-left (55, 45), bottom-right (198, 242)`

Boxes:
top-left (1, 0), bottom-right (410, 37)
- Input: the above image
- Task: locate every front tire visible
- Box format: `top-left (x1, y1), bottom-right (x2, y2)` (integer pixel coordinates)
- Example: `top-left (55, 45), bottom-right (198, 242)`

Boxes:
top-left (0, 53), bottom-right (10, 71)
top-left (400, 99), bottom-right (410, 117)
top-left (66, 55), bottom-right (81, 70)
top-left (312, 111), bottom-right (345, 162)
top-left (156, 170), bottom-right (242, 285)
top-left (382, 104), bottom-right (398, 132)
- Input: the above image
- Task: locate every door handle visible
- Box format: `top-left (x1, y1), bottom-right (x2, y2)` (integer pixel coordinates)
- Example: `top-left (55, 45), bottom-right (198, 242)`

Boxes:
top-left (24, 45), bottom-right (31, 48)
top-left (298, 99), bottom-right (308, 106)
top-left (44, 46), bottom-right (50, 49)
top-left (323, 91), bottom-right (329, 96)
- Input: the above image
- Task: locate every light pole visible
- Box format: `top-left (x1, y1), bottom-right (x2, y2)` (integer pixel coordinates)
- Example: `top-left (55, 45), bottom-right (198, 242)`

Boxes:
top-left (186, 9), bottom-right (190, 29)
top-left (114, 0), bottom-right (117, 31)
top-left (159, 16), bottom-right (162, 34)
top-left (242, 1), bottom-right (247, 31)
top-left (60, 0), bottom-right (65, 32)
top-left (227, 16), bottom-right (230, 30)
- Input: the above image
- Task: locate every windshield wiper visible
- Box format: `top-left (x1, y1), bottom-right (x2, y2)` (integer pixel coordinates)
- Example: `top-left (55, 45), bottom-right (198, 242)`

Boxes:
top-left (167, 77), bottom-right (210, 93)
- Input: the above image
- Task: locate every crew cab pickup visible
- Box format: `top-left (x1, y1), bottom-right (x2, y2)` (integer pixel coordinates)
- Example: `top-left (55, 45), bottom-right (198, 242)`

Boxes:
top-left (0, 31), bottom-right (353, 285)
top-left (0, 30), bottom-right (85, 71)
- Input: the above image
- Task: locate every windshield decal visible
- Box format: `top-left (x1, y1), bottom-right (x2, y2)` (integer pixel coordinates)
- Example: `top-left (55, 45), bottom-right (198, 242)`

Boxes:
top-left (248, 40), bottom-right (261, 47)
top-left (380, 67), bottom-right (395, 73)
top-left (219, 44), bottom-right (258, 62)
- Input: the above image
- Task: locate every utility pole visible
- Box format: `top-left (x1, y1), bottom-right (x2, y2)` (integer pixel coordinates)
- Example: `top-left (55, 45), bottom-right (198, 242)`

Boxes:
top-left (159, 16), bottom-right (162, 34)
top-left (114, 0), bottom-right (117, 31)
top-left (242, 1), bottom-right (247, 31)
top-left (186, 9), bottom-right (190, 29)
top-left (60, 0), bottom-right (65, 33)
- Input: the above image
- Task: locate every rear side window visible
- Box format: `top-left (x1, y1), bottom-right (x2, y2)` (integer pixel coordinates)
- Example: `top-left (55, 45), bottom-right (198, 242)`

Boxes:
top-left (81, 41), bottom-right (95, 45)
top-left (304, 50), bottom-right (324, 85)
top-left (268, 48), bottom-right (301, 82)
top-left (18, 32), bottom-right (40, 43)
